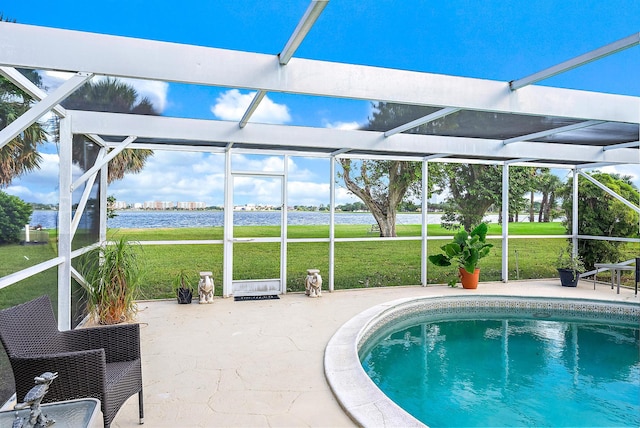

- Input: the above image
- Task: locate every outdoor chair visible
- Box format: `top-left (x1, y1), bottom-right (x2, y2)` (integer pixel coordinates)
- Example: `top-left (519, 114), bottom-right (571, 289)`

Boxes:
top-left (0, 295), bottom-right (143, 427)
top-left (635, 257), bottom-right (639, 295)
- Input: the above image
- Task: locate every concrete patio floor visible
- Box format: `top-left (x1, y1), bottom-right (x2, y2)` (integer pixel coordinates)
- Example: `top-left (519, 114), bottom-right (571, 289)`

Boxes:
top-left (112, 279), bottom-right (638, 427)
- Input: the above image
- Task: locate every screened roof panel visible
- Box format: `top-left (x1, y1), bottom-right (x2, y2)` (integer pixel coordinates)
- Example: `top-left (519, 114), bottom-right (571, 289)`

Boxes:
top-left (539, 122), bottom-right (639, 145)
top-left (347, 104), bottom-right (638, 148)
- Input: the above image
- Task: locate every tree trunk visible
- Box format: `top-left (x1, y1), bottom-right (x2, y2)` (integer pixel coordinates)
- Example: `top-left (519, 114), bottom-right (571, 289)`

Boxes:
top-left (544, 192), bottom-right (554, 222)
top-left (339, 159), bottom-right (413, 237)
top-left (538, 192), bottom-right (548, 222)
top-left (529, 191), bottom-right (535, 222)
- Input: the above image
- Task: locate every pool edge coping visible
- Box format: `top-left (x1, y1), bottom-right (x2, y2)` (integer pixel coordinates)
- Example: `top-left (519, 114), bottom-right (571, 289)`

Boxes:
top-left (323, 294), bottom-right (640, 428)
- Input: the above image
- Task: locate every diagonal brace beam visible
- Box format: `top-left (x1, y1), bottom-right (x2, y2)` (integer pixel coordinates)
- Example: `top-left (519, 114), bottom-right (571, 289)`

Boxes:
top-left (578, 170), bottom-right (640, 214)
top-left (0, 66), bottom-right (67, 117)
top-left (385, 107), bottom-right (460, 137)
top-left (510, 32), bottom-right (640, 90)
top-left (71, 147), bottom-right (106, 239)
top-left (71, 135), bottom-right (137, 191)
top-left (279, 0), bottom-right (329, 65)
top-left (503, 120), bottom-right (604, 145)
top-left (239, 90), bottom-right (267, 128)
top-left (0, 72), bottom-right (92, 149)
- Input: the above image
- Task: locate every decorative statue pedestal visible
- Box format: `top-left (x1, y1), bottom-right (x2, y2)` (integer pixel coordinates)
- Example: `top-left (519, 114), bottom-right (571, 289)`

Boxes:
top-left (13, 372), bottom-right (58, 428)
top-left (198, 271), bottom-right (214, 304)
top-left (305, 269), bottom-right (322, 298)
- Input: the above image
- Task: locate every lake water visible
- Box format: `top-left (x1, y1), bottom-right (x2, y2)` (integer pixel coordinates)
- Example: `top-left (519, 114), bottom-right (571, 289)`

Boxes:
top-left (31, 210), bottom-right (516, 229)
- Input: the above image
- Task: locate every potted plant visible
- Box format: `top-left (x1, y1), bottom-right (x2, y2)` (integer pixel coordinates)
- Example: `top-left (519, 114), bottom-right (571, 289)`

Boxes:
top-left (79, 237), bottom-right (143, 324)
top-left (174, 269), bottom-right (194, 304)
top-left (428, 223), bottom-right (493, 289)
top-left (555, 243), bottom-right (585, 287)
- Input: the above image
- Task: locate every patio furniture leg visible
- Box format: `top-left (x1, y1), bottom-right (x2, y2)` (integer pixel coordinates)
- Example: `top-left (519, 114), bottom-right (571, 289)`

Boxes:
top-left (139, 389), bottom-right (144, 424)
top-left (635, 257), bottom-right (639, 296)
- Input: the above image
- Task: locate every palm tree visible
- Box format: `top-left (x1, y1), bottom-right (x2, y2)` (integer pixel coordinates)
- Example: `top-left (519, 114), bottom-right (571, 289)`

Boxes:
top-left (536, 171), bottom-right (563, 222)
top-left (0, 71), bottom-right (48, 187)
top-left (61, 77), bottom-right (157, 183)
top-left (0, 15), bottom-right (48, 186)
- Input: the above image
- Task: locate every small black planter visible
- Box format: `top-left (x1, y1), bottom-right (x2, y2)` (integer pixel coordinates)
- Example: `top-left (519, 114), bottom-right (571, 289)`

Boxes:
top-left (558, 268), bottom-right (579, 287)
top-left (177, 287), bottom-right (193, 304)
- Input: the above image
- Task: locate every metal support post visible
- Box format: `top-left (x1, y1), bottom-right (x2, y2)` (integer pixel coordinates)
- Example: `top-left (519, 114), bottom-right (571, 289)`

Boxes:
top-left (421, 160), bottom-right (428, 286)
top-left (57, 117), bottom-right (73, 330)
top-left (329, 156), bottom-right (336, 292)
top-left (223, 148), bottom-right (233, 297)
top-left (572, 169), bottom-right (579, 254)
top-left (281, 155), bottom-right (288, 294)
top-left (501, 164), bottom-right (509, 282)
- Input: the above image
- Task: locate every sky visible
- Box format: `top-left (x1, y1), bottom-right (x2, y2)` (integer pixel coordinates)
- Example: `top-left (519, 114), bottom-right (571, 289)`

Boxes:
top-left (2, 0), bottom-right (639, 207)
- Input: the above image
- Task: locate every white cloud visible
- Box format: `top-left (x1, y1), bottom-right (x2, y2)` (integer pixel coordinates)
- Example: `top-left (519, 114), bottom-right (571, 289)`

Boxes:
top-left (211, 89), bottom-right (291, 124)
top-left (323, 120), bottom-right (361, 130)
top-left (119, 78), bottom-right (169, 113)
top-left (4, 151), bottom-right (61, 204)
top-left (108, 152), bottom-right (227, 205)
top-left (597, 165), bottom-right (640, 188)
top-left (335, 187), bottom-right (361, 205)
top-left (287, 181), bottom-right (329, 206)
top-left (40, 71), bottom-right (73, 92)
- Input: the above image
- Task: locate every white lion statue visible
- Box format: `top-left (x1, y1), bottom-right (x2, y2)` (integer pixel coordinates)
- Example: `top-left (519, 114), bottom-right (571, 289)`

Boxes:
top-left (305, 269), bottom-right (322, 298)
top-left (198, 271), bottom-right (214, 304)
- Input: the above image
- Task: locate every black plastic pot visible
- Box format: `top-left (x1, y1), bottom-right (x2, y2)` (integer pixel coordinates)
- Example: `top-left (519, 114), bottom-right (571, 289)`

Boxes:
top-left (177, 287), bottom-right (193, 304)
top-left (558, 268), bottom-right (579, 287)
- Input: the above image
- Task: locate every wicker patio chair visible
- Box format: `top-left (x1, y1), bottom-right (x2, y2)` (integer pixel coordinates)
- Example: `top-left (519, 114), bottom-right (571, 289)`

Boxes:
top-left (0, 295), bottom-right (143, 427)
top-left (635, 257), bottom-right (639, 295)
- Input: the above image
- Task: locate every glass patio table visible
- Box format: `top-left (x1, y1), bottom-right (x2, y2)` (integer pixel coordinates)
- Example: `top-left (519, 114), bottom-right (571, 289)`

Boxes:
top-left (0, 398), bottom-right (101, 428)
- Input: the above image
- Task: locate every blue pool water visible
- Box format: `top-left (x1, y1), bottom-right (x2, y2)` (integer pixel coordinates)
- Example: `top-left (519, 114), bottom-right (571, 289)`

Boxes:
top-left (361, 316), bottom-right (640, 427)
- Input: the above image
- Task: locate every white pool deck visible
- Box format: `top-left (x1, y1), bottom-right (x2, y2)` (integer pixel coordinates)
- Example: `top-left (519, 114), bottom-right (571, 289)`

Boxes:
top-left (111, 279), bottom-right (638, 427)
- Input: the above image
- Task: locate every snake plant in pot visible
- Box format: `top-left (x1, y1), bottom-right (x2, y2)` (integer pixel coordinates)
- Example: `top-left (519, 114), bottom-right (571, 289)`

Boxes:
top-left (428, 223), bottom-right (493, 288)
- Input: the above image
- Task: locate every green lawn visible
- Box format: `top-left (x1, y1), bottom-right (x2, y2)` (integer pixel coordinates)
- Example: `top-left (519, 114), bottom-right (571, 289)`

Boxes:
top-left (0, 222), bottom-right (634, 308)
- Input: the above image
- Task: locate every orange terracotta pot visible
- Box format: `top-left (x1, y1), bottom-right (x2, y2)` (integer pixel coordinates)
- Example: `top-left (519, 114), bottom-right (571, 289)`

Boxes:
top-left (458, 267), bottom-right (480, 289)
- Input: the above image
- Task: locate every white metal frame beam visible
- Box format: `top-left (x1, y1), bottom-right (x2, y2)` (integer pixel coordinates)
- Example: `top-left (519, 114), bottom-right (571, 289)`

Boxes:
top-left (421, 160), bottom-right (428, 286)
top-left (1, 23), bottom-right (636, 123)
top-left (239, 90), bottom-right (267, 128)
top-left (69, 111), bottom-right (638, 166)
top-left (71, 136), bottom-right (137, 191)
top-left (279, 0), bottom-right (329, 65)
top-left (501, 164), bottom-right (509, 282)
top-left (71, 147), bottom-right (106, 238)
top-left (510, 32), bottom-right (640, 90)
top-left (58, 116), bottom-right (73, 330)
top-left (0, 66), bottom-right (67, 117)
top-left (239, 1), bottom-right (327, 127)
top-left (0, 72), bottom-right (92, 149)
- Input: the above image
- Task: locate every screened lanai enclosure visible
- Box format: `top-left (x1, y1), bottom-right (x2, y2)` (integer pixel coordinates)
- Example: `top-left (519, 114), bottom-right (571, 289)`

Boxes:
top-left (0, 1), bottom-right (638, 330)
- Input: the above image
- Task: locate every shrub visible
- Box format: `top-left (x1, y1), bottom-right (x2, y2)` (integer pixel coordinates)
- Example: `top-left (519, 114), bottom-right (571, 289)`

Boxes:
top-left (0, 191), bottom-right (32, 244)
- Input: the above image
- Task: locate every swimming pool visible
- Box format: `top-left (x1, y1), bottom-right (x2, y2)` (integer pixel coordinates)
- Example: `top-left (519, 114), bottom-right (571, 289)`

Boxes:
top-left (324, 295), bottom-right (640, 427)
